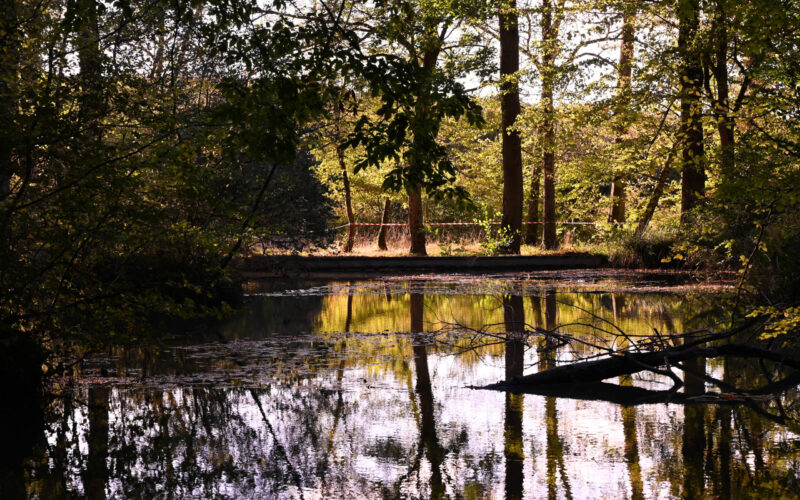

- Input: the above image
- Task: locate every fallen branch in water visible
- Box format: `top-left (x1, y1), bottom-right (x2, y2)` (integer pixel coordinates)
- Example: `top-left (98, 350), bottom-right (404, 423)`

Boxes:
top-left (484, 343), bottom-right (800, 388)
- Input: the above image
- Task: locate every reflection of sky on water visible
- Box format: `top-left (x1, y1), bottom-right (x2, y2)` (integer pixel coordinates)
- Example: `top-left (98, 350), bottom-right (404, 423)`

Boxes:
top-left (22, 274), bottom-right (800, 499)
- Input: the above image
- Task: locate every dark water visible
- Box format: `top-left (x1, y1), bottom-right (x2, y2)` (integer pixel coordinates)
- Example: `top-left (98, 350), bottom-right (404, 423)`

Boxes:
top-left (8, 272), bottom-right (800, 499)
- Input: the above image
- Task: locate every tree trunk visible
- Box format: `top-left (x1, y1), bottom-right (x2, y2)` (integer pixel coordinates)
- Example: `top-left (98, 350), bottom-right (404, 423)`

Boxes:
top-left (0, 0), bottom-right (19, 202)
top-left (636, 147), bottom-right (676, 236)
top-left (609, 8), bottom-right (635, 224)
top-left (712, 1), bottom-right (735, 180)
top-left (499, 0), bottom-right (523, 254)
top-left (337, 146), bottom-right (356, 252)
top-left (377, 198), bottom-right (391, 250)
top-left (524, 164), bottom-right (540, 245)
top-left (75, 0), bottom-right (104, 132)
top-left (406, 46), bottom-right (440, 256)
top-left (541, 0), bottom-right (558, 249)
top-left (408, 189), bottom-right (426, 255)
top-left (678, 0), bottom-right (705, 224)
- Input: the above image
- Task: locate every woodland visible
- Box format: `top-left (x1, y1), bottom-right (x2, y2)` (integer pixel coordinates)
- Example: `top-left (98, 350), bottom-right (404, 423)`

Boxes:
top-left (1, 0), bottom-right (800, 440)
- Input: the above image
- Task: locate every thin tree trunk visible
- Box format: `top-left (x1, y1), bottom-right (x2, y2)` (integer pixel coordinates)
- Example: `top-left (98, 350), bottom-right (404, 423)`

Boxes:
top-left (678, 0), bottom-right (705, 223)
top-left (524, 164), bottom-right (540, 245)
top-left (609, 8), bottom-right (635, 224)
top-left (377, 198), bottom-right (391, 250)
top-left (499, 0), bottom-right (523, 254)
top-left (541, 0), bottom-right (558, 249)
top-left (337, 145), bottom-right (356, 252)
top-left (636, 147), bottom-right (676, 236)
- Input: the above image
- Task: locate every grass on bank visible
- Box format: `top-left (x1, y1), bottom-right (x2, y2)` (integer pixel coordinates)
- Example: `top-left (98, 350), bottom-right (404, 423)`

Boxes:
top-left (249, 226), bottom-right (685, 269)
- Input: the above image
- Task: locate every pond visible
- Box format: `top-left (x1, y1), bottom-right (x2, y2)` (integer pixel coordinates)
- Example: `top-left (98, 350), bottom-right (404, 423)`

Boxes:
top-left (10, 271), bottom-right (800, 499)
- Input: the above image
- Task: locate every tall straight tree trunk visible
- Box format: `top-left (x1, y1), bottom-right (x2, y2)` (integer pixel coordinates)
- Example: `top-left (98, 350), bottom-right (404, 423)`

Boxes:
top-left (337, 145), bottom-right (356, 252)
top-left (541, 0), bottom-right (558, 249)
top-left (499, 0), bottom-right (523, 254)
top-left (377, 198), bottom-right (391, 250)
top-left (609, 7), bottom-right (635, 224)
top-left (524, 164), bottom-right (540, 245)
top-left (678, 0), bottom-right (705, 224)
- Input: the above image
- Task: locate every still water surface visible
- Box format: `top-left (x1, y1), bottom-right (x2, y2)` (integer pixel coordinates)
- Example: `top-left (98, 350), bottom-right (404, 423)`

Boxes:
top-left (19, 272), bottom-right (800, 498)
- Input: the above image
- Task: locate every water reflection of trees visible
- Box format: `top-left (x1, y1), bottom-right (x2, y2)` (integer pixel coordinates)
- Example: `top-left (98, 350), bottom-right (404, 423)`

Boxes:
top-left (13, 284), bottom-right (800, 498)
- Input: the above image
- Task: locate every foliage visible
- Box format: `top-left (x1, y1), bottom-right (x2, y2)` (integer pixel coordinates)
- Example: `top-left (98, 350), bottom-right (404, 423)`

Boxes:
top-left (608, 229), bottom-right (680, 269)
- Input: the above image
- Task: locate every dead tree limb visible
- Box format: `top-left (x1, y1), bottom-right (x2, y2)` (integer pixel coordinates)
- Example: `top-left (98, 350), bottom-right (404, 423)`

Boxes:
top-left (484, 343), bottom-right (800, 388)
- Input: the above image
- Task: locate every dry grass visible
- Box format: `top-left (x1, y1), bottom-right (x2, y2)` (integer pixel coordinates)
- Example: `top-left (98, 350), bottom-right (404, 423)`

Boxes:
top-left (251, 226), bottom-right (607, 257)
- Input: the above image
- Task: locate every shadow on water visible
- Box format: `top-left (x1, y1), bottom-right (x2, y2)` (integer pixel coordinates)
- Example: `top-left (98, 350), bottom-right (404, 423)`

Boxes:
top-left (6, 273), bottom-right (800, 498)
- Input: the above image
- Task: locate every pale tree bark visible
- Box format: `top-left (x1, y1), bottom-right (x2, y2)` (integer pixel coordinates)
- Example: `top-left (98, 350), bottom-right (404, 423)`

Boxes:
top-left (499, 0), bottom-right (523, 254)
top-left (609, 6), bottom-right (635, 224)
top-left (678, 0), bottom-right (705, 223)
top-left (541, 0), bottom-right (559, 249)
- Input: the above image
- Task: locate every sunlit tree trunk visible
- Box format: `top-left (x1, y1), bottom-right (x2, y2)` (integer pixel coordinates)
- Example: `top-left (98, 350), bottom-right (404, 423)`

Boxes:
top-left (499, 0), bottom-right (523, 254)
top-left (609, 7), bottom-right (635, 224)
top-left (541, 0), bottom-right (558, 249)
top-left (377, 198), bottom-right (391, 250)
top-left (678, 0), bottom-right (705, 223)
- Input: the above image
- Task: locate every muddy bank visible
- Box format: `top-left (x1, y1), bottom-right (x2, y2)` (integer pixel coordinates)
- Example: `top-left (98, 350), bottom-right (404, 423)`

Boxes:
top-left (238, 253), bottom-right (609, 278)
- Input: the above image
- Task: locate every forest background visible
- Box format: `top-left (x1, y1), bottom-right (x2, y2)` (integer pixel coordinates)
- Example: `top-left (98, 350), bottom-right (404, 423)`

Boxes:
top-left (1, 0), bottom-right (800, 383)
